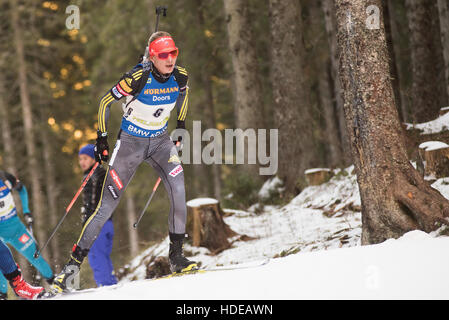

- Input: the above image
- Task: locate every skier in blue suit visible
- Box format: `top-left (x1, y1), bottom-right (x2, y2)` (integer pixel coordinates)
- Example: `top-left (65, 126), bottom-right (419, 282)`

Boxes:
top-left (0, 170), bottom-right (54, 299)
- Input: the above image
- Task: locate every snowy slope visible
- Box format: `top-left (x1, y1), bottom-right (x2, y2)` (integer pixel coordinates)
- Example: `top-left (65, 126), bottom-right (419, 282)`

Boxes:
top-left (51, 166), bottom-right (449, 299)
top-left (118, 166), bottom-right (362, 282)
top-left (54, 230), bottom-right (449, 300)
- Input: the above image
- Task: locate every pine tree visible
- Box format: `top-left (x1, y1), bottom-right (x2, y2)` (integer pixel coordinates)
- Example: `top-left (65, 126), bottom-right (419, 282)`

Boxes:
top-left (268, 0), bottom-right (317, 193)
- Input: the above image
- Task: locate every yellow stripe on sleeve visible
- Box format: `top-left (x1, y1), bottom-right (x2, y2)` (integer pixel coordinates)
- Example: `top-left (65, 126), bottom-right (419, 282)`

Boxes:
top-left (98, 94), bottom-right (109, 132)
top-left (132, 70), bottom-right (143, 80)
top-left (179, 88), bottom-right (189, 121)
top-left (98, 93), bottom-right (114, 132)
top-left (98, 96), bottom-right (111, 132)
top-left (177, 67), bottom-right (188, 76)
top-left (101, 95), bottom-right (114, 131)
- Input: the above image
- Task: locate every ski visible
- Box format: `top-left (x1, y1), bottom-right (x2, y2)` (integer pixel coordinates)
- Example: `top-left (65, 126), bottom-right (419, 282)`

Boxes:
top-left (155, 268), bottom-right (206, 280)
top-left (205, 258), bottom-right (270, 272)
top-left (151, 258), bottom-right (270, 281)
top-left (40, 286), bottom-right (109, 299)
top-left (42, 259), bottom-right (271, 298)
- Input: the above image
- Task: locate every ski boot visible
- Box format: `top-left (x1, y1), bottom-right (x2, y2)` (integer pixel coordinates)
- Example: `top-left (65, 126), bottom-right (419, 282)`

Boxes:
top-left (6, 267), bottom-right (46, 300)
top-left (51, 244), bottom-right (88, 295)
top-left (168, 233), bottom-right (198, 273)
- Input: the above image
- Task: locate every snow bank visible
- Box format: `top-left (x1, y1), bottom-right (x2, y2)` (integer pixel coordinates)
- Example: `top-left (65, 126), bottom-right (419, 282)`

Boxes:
top-left (292, 166), bottom-right (360, 214)
top-left (55, 230), bottom-right (449, 300)
top-left (405, 111), bottom-right (449, 135)
top-left (51, 164), bottom-right (449, 300)
top-left (120, 165), bottom-right (362, 283)
top-left (431, 177), bottom-right (449, 200)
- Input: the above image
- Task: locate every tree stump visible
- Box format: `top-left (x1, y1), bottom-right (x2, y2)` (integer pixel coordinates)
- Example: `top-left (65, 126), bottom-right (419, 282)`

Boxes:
top-left (418, 141), bottom-right (449, 178)
top-left (304, 168), bottom-right (332, 186)
top-left (186, 198), bottom-right (239, 255)
top-left (146, 256), bottom-right (171, 279)
top-left (439, 106), bottom-right (449, 116)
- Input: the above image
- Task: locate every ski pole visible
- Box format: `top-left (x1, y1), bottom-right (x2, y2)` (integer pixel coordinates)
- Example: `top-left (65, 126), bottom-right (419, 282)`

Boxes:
top-left (133, 141), bottom-right (180, 229)
top-left (133, 177), bottom-right (161, 229)
top-left (28, 225), bottom-right (39, 248)
top-left (33, 161), bottom-right (100, 258)
top-left (27, 224), bottom-right (42, 283)
top-left (28, 224), bottom-right (34, 238)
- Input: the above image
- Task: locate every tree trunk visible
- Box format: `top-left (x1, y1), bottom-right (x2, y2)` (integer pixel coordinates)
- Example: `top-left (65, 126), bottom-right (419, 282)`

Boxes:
top-left (387, 0), bottom-right (410, 123)
top-left (196, 0), bottom-right (222, 199)
top-left (438, 0), bottom-right (449, 100)
top-left (322, 64), bottom-right (344, 168)
top-left (405, 0), bottom-right (447, 122)
top-left (309, 0), bottom-right (343, 168)
top-left (40, 116), bottom-right (60, 264)
top-left (0, 78), bottom-right (15, 173)
top-left (335, 0), bottom-right (449, 245)
top-left (202, 77), bottom-right (222, 199)
top-left (268, 0), bottom-right (316, 193)
top-left (27, 0), bottom-right (61, 265)
top-left (321, 0), bottom-right (351, 165)
top-left (223, 0), bottom-right (265, 130)
top-left (223, 0), bottom-right (265, 175)
top-left (0, 73), bottom-right (31, 279)
top-left (383, 0), bottom-right (403, 122)
top-left (125, 192), bottom-right (139, 257)
top-left (147, 0), bottom-right (156, 33)
top-left (10, 0), bottom-right (47, 252)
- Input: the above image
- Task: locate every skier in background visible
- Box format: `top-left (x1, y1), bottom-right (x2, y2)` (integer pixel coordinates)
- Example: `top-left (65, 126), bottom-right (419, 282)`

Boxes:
top-left (78, 144), bottom-right (117, 287)
top-left (0, 170), bottom-right (54, 299)
top-left (52, 31), bottom-right (196, 294)
top-left (0, 238), bottom-right (46, 299)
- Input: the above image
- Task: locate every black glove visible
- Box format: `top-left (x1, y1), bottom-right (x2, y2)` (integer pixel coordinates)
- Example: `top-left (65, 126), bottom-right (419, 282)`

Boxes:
top-left (174, 121), bottom-right (185, 152)
top-left (23, 213), bottom-right (33, 229)
top-left (95, 131), bottom-right (109, 163)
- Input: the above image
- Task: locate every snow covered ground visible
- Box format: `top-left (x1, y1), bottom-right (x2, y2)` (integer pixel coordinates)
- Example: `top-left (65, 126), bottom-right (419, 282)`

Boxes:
top-left (52, 166), bottom-right (449, 300)
top-left (54, 230), bottom-right (449, 300)
top-left (405, 108), bottom-right (449, 134)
